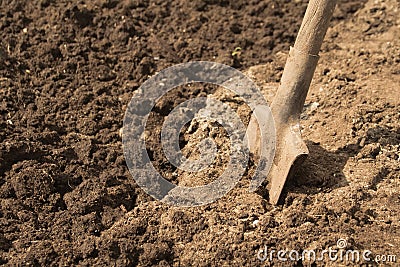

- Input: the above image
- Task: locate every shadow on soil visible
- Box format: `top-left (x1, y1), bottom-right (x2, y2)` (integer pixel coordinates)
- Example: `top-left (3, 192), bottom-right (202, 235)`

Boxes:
top-left (280, 125), bottom-right (399, 200)
top-left (285, 141), bottom-right (354, 196)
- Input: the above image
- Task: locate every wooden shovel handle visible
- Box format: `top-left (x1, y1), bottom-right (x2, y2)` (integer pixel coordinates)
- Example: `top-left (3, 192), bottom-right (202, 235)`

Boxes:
top-left (294, 0), bottom-right (338, 55)
top-left (271, 0), bottom-right (337, 123)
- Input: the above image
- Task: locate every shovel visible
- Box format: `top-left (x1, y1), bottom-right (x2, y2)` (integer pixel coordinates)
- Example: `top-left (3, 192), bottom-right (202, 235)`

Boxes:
top-left (248, 0), bottom-right (338, 204)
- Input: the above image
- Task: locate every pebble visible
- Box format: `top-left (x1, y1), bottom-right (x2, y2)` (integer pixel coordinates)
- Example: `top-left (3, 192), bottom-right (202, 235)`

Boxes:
top-left (359, 137), bottom-right (366, 147)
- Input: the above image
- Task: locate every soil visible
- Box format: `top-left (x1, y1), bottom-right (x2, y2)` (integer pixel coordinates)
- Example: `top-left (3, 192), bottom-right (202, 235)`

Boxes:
top-left (0, 0), bottom-right (399, 266)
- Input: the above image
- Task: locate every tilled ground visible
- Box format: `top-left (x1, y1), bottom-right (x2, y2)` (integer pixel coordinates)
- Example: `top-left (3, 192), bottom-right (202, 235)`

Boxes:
top-left (0, 0), bottom-right (399, 266)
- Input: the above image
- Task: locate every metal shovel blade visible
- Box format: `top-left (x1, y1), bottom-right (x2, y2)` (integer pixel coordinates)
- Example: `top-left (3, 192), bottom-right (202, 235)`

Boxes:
top-left (267, 122), bottom-right (308, 205)
top-left (247, 89), bottom-right (309, 205)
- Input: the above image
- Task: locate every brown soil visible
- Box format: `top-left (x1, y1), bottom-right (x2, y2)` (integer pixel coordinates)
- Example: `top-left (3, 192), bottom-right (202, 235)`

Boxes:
top-left (0, 0), bottom-right (399, 266)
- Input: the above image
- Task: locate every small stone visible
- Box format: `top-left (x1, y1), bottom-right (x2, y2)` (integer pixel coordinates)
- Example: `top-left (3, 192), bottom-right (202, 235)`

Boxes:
top-left (310, 102), bottom-right (319, 111)
top-left (359, 137), bottom-right (366, 147)
top-left (356, 143), bottom-right (381, 159)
